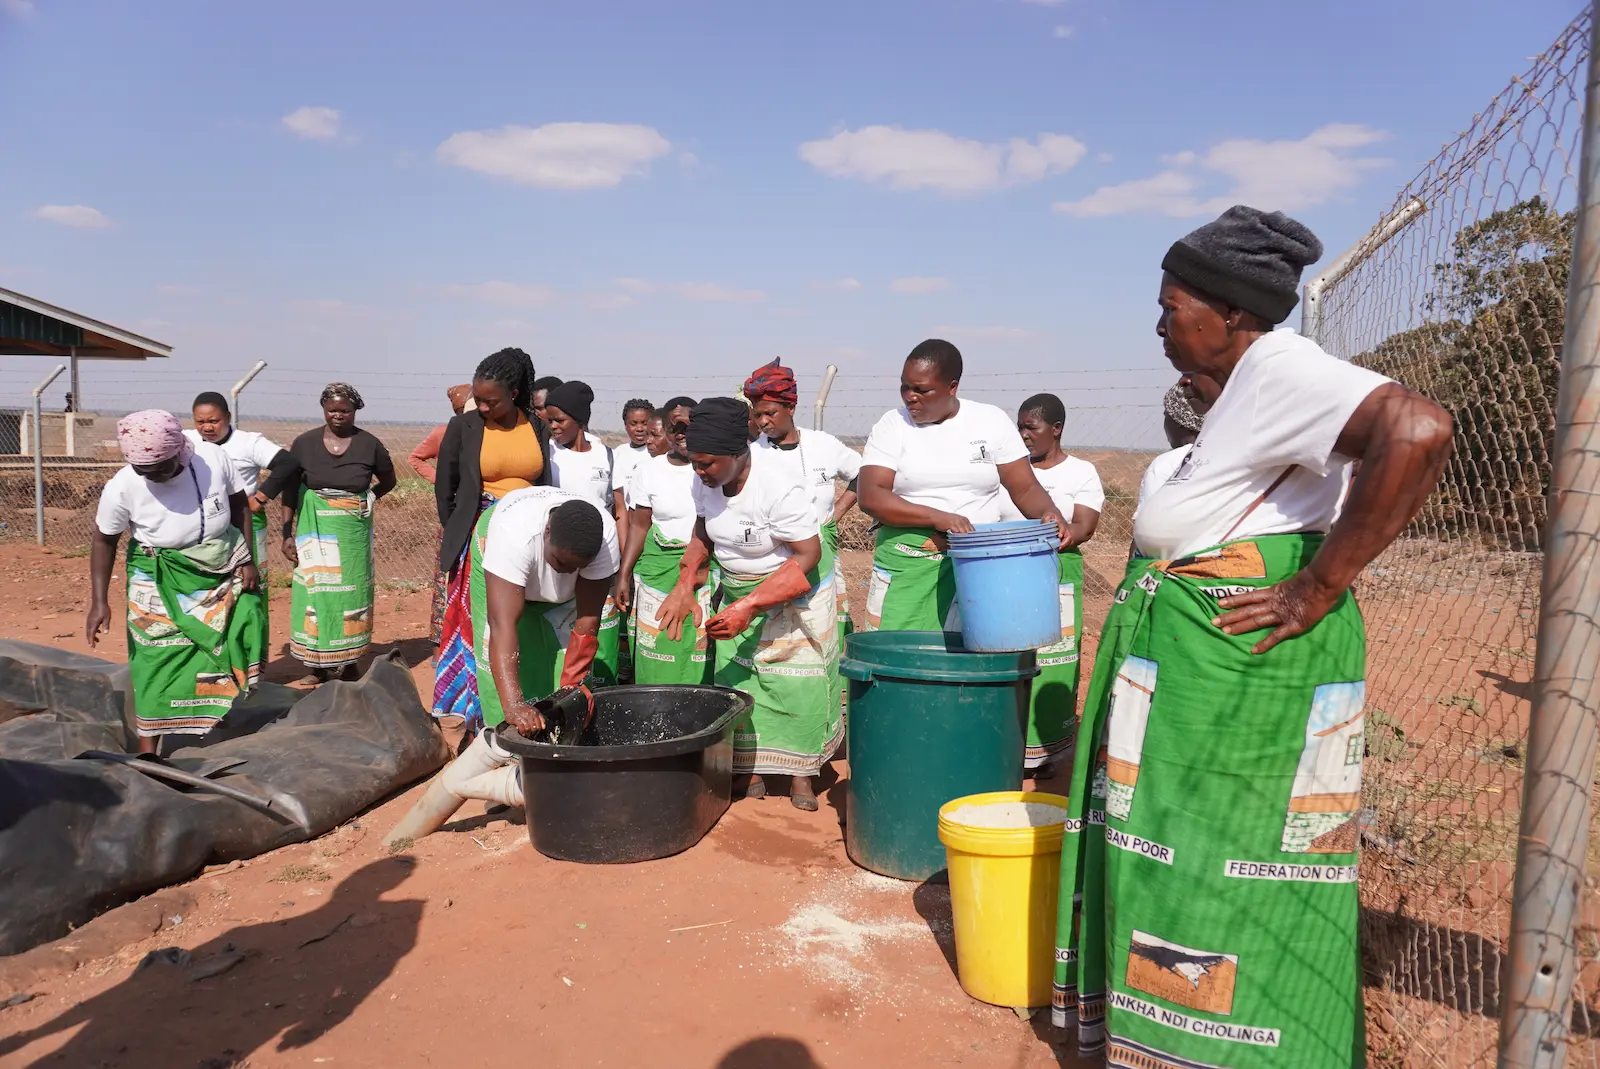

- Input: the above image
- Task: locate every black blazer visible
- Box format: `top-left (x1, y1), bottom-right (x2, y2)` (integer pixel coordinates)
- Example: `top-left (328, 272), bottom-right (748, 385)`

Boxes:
top-left (435, 410), bottom-right (552, 568)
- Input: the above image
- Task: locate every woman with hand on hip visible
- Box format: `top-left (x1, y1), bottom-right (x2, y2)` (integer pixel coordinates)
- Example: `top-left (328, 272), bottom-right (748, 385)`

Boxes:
top-left (1050, 207), bottom-right (1452, 1069)
top-left (86, 411), bottom-right (265, 752)
top-left (431, 349), bottom-right (550, 729)
top-left (657, 398), bottom-right (840, 811)
top-left (281, 383), bottom-right (397, 684)
top-left (857, 339), bottom-right (1068, 632)
top-left (614, 398), bottom-right (712, 685)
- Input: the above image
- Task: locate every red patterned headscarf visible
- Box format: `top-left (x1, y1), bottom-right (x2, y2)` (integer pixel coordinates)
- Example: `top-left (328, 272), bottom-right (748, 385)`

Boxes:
top-left (742, 358), bottom-right (798, 407)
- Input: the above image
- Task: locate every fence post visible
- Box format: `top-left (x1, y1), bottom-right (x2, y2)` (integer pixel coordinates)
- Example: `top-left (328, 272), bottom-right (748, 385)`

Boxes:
top-left (1500, 5), bottom-right (1600, 1066)
top-left (813, 364), bottom-right (839, 431)
top-left (230, 360), bottom-right (267, 428)
top-left (31, 364), bottom-right (66, 546)
top-left (1301, 198), bottom-right (1426, 346)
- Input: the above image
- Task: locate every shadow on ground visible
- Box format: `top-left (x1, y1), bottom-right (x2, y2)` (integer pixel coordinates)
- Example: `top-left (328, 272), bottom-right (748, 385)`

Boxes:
top-left (716, 1035), bottom-right (826, 1068)
top-left (0, 857), bottom-right (422, 1068)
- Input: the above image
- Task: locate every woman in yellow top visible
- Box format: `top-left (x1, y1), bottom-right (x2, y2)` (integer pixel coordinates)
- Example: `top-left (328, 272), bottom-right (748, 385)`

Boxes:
top-left (433, 348), bottom-right (550, 730)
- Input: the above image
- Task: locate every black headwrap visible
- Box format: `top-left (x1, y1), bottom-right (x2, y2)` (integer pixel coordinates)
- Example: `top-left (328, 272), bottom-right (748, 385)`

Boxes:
top-left (686, 397), bottom-right (754, 457)
top-left (544, 380), bottom-right (595, 426)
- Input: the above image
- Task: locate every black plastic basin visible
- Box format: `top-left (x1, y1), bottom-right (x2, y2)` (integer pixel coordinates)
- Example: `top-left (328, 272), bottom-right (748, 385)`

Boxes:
top-left (494, 685), bottom-right (750, 864)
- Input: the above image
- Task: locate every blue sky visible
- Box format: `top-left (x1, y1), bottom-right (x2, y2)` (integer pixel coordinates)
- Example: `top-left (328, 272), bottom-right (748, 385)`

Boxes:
top-left (0, 0), bottom-right (1584, 440)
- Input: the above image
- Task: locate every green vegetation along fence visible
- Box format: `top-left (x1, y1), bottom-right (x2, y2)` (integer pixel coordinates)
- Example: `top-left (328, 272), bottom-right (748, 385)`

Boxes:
top-left (1312, 10), bottom-right (1596, 1066)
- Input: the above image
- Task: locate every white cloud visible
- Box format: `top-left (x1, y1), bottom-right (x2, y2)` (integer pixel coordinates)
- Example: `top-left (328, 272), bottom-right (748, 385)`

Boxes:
top-left (437, 122), bottom-right (671, 190)
top-left (933, 324), bottom-right (1042, 343)
top-left (668, 282), bottom-right (766, 303)
top-left (1054, 123), bottom-right (1388, 218)
top-left (605, 278), bottom-right (764, 303)
top-left (817, 278), bottom-right (862, 291)
top-left (1094, 151), bottom-right (1114, 164)
top-left (286, 299), bottom-right (383, 332)
top-left (281, 106), bottom-right (341, 141)
top-left (1053, 25), bottom-right (1075, 38)
top-left (586, 293), bottom-right (636, 311)
top-left (32, 204), bottom-right (112, 229)
top-left (1, 0), bottom-right (35, 18)
top-left (440, 280), bottom-right (558, 308)
top-left (799, 126), bottom-right (1086, 195)
top-left (891, 276), bottom-right (952, 294)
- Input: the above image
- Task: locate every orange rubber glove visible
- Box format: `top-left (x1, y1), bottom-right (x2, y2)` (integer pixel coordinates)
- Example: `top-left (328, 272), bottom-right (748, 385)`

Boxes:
top-left (706, 558), bottom-right (813, 640)
top-left (658, 536), bottom-right (712, 642)
top-left (560, 632), bottom-right (600, 689)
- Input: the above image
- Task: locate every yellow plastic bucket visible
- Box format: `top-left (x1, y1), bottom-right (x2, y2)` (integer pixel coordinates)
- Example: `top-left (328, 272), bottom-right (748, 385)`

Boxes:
top-left (937, 790), bottom-right (1070, 1009)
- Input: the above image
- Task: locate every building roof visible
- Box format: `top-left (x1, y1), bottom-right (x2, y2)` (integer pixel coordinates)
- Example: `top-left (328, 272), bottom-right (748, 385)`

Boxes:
top-left (0, 285), bottom-right (172, 360)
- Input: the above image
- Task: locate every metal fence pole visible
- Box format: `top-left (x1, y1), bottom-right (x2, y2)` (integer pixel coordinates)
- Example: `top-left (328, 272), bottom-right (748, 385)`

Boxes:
top-left (813, 364), bottom-right (839, 431)
top-left (31, 364), bottom-right (66, 546)
top-left (1500, 5), bottom-right (1600, 1066)
top-left (1301, 198), bottom-right (1425, 346)
top-left (230, 360), bottom-right (267, 428)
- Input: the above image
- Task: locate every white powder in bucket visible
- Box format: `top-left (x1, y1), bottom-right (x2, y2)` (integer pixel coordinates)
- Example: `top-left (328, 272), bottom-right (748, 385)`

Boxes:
top-left (947, 801), bottom-right (1070, 828)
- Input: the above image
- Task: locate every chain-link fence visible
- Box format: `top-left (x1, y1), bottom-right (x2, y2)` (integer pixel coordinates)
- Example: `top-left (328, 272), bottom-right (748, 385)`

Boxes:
top-left (1312, 9), bottom-right (1594, 1066)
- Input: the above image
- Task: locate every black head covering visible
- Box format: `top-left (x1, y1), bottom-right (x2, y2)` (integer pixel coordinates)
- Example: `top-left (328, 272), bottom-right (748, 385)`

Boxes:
top-left (544, 380), bottom-right (594, 426)
top-left (1160, 205), bottom-right (1324, 325)
top-left (686, 397), bottom-right (754, 457)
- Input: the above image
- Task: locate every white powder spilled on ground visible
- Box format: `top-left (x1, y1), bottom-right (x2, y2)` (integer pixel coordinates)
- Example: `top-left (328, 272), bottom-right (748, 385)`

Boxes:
top-left (758, 871), bottom-right (943, 1005)
top-left (945, 801), bottom-right (1070, 828)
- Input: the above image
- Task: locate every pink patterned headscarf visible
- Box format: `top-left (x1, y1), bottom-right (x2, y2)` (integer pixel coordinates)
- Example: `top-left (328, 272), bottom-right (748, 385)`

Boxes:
top-left (117, 409), bottom-right (192, 467)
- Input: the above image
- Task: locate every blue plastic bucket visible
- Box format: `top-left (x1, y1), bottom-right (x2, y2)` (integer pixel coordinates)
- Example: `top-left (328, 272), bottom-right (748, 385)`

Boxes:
top-left (946, 521), bottom-right (1060, 652)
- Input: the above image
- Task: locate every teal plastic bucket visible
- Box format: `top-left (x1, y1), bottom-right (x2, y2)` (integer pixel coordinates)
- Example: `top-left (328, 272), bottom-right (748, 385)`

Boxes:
top-left (842, 630), bottom-right (1038, 880)
top-left (946, 521), bottom-right (1060, 652)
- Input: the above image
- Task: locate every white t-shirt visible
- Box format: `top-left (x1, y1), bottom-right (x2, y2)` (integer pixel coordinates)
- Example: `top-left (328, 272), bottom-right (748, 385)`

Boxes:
top-left (549, 440), bottom-right (616, 514)
top-left (613, 443), bottom-right (649, 507)
top-left (628, 454), bottom-right (699, 544)
top-left (692, 447), bottom-right (817, 577)
top-left (1136, 447), bottom-right (1192, 516)
top-left (481, 486), bottom-right (622, 604)
top-left (183, 428), bottom-right (282, 496)
top-left (998, 455), bottom-right (1105, 522)
top-left (95, 441), bottom-right (243, 549)
top-left (756, 428), bottom-right (863, 528)
top-left (860, 400), bottom-right (1028, 524)
top-left (1134, 330), bottom-right (1390, 558)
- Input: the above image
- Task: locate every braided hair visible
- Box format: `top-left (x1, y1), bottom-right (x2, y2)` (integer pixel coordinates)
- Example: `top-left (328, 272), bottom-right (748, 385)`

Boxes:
top-left (473, 348), bottom-right (537, 417)
top-left (320, 382), bottom-right (365, 410)
top-left (623, 397), bottom-right (654, 420)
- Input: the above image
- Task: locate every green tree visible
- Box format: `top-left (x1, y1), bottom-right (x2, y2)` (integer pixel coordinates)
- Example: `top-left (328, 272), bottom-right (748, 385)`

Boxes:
top-left (1354, 197), bottom-right (1570, 550)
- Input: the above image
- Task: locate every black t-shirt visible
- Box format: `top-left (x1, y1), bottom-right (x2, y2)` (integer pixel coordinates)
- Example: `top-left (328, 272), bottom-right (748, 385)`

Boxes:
top-left (287, 428), bottom-right (395, 496)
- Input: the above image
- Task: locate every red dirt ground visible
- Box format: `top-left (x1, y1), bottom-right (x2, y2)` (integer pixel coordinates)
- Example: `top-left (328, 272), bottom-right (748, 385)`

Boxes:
top-left (0, 542), bottom-right (1093, 1069)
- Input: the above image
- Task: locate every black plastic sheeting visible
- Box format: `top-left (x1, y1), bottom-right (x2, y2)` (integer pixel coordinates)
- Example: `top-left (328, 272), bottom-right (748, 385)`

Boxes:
top-left (0, 641), bottom-right (448, 956)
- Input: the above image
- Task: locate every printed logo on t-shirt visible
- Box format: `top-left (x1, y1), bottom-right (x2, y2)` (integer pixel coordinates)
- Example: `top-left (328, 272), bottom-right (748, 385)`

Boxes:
top-left (1172, 452), bottom-right (1198, 483)
top-left (969, 441), bottom-right (993, 464)
top-left (740, 521), bottom-right (760, 545)
top-left (203, 494), bottom-right (227, 518)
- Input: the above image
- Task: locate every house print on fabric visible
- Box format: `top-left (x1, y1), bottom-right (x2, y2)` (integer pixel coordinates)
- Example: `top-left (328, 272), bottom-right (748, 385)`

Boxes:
top-left (1282, 680), bottom-right (1366, 853)
top-left (1105, 655), bottom-right (1158, 821)
top-left (295, 535), bottom-right (341, 585)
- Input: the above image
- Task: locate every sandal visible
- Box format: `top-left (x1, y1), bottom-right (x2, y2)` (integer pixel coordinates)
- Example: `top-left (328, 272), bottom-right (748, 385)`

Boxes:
top-left (743, 776), bottom-right (767, 800)
top-left (790, 793), bottom-right (819, 812)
